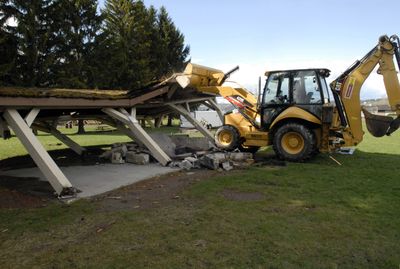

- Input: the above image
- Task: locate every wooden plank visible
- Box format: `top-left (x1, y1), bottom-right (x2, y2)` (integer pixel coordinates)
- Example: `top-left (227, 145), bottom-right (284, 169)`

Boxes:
top-left (0, 97), bottom-right (130, 108)
top-left (0, 87), bottom-right (169, 108)
top-left (129, 86), bottom-right (169, 106)
top-left (33, 122), bottom-right (86, 156)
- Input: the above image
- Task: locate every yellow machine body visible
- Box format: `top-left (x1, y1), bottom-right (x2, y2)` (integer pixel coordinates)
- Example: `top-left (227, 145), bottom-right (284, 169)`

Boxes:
top-left (176, 35), bottom-right (400, 161)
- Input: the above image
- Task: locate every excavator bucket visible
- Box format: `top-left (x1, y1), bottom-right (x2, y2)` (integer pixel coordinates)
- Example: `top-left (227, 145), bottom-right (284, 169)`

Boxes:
top-left (362, 107), bottom-right (399, 137)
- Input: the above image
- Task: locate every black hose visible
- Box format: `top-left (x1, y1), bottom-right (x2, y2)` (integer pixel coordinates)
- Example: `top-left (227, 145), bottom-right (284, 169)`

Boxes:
top-left (390, 35), bottom-right (400, 72)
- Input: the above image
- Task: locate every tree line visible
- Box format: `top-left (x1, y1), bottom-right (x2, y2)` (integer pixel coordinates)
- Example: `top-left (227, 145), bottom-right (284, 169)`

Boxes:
top-left (0, 0), bottom-right (190, 90)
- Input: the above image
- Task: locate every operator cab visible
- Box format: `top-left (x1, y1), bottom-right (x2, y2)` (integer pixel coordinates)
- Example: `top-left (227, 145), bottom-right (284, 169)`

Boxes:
top-left (260, 68), bottom-right (331, 130)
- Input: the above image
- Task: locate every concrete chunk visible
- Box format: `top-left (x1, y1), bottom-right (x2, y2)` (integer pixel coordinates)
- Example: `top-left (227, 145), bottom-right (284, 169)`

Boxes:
top-left (229, 152), bottom-right (253, 161)
top-left (184, 156), bottom-right (201, 169)
top-left (221, 161), bottom-right (233, 171)
top-left (111, 152), bottom-right (125, 164)
top-left (126, 152), bottom-right (150, 165)
top-left (179, 160), bottom-right (193, 170)
top-left (200, 153), bottom-right (227, 170)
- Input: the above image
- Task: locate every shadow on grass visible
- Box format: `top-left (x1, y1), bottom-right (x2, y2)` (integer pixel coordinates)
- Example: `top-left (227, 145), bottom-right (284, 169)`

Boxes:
top-left (0, 144), bottom-right (111, 171)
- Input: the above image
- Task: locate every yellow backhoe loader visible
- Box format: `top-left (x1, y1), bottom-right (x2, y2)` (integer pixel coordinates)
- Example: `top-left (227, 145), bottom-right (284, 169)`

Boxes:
top-left (176, 35), bottom-right (400, 161)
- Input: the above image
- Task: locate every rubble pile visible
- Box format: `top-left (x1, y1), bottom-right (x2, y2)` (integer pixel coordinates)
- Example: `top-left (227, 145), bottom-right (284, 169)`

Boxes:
top-left (100, 143), bottom-right (150, 165)
top-left (172, 152), bottom-right (255, 171)
top-left (99, 134), bottom-right (255, 171)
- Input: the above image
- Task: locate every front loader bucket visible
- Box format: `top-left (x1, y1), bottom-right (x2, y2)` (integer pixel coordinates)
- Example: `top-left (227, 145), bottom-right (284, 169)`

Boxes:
top-left (362, 107), bottom-right (398, 137)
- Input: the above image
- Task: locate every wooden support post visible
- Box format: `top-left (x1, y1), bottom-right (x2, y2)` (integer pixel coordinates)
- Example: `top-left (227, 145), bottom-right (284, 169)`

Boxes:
top-left (102, 108), bottom-right (171, 166)
top-left (33, 122), bottom-right (86, 156)
top-left (168, 103), bottom-right (216, 145)
top-left (130, 107), bottom-right (136, 118)
top-left (155, 115), bottom-right (164, 128)
top-left (24, 108), bottom-right (40, 127)
top-left (3, 109), bottom-right (75, 196)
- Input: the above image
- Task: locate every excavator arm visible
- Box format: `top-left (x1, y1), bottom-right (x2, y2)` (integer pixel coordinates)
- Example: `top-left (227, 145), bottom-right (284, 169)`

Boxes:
top-left (330, 35), bottom-right (400, 145)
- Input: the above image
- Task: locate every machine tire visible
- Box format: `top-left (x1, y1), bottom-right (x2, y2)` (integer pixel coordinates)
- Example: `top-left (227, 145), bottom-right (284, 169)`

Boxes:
top-left (215, 125), bottom-right (240, 151)
top-left (238, 144), bottom-right (260, 154)
top-left (273, 123), bottom-right (315, 162)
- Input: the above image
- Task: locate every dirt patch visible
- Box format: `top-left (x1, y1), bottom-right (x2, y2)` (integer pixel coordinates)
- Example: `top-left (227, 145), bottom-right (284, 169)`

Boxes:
top-left (0, 176), bottom-right (54, 208)
top-left (0, 187), bottom-right (48, 209)
top-left (221, 189), bottom-right (265, 201)
top-left (94, 169), bottom-right (224, 211)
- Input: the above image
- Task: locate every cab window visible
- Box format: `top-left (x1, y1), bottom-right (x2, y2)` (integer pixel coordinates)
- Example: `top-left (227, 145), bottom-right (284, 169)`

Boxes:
top-left (263, 73), bottom-right (290, 105)
top-left (292, 71), bottom-right (322, 104)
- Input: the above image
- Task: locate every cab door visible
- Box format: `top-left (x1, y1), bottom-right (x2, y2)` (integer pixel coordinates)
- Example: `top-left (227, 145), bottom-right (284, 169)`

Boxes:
top-left (292, 70), bottom-right (324, 120)
top-left (260, 72), bottom-right (291, 130)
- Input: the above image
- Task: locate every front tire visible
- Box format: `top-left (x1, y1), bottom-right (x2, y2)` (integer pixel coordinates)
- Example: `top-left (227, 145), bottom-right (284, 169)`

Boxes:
top-left (215, 125), bottom-right (240, 151)
top-left (273, 123), bottom-right (316, 162)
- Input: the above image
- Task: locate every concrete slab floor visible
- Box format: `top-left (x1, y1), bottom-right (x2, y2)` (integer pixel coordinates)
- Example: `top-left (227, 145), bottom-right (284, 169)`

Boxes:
top-left (1, 164), bottom-right (179, 198)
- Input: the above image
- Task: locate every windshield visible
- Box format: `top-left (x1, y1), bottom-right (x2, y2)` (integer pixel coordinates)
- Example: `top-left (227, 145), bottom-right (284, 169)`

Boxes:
top-left (263, 72), bottom-right (290, 105)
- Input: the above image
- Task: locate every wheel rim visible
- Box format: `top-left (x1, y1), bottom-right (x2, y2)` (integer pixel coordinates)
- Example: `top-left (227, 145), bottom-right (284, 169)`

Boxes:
top-left (281, 132), bottom-right (305, 155)
top-left (218, 130), bottom-right (234, 146)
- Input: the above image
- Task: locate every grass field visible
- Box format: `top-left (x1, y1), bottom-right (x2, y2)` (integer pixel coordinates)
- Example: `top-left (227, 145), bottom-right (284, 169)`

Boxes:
top-left (0, 127), bottom-right (399, 268)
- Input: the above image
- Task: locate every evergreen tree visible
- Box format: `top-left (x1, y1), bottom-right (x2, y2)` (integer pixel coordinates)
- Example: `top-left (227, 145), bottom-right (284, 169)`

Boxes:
top-left (99, 0), bottom-right (136, 89)
top-left (99, 0), bottom-right (190, 90)
top-left (7, 0), bottom-right (57, 86)
top-left (156, 6), bottom-right (189, 77)
top-left (1, 0), bottom-right (190, 90)
top-left (0, 1), bottom-right (18, 85)
top-left (51, 0), bottom-right (102, 88)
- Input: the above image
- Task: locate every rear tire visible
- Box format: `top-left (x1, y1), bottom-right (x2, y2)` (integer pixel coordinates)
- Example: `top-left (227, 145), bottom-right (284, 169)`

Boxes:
top-left (273, 123), bottom-right (315, 162)
top-left (215, 125), bottom-right (240, 151)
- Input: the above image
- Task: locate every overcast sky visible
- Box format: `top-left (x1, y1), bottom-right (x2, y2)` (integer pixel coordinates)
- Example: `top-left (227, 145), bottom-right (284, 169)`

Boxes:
top-left (99, 0), bottom-right (400, 99)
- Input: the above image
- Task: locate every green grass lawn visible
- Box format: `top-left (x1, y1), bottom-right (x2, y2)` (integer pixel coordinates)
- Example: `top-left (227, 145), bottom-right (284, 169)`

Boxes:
top-left (0, 128), bottom-right (399, 268)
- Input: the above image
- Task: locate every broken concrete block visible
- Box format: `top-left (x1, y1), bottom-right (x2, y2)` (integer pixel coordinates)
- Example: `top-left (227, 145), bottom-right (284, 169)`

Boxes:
top-left (111, 144), bottom-right (128, 157)
top-left (126, 152), bottom-right (150, 165)
top-left (121, 144), bottom-right (128, 157)
top-left (168, 161), bottom-right (181, 168)
top-left (184, 156), bottom-right (201, 168)
top-left (212, 153), bottom-right (228, 162)
top-left (229, 152), bottom-right (253, 162)
top-left (127, 145), bottom-right (139, 151)
top-left (111, 152), bottom-right (125, 164)
top-left (99, 150), bottom-right (112, 160)
top-left (221, 161), bottom-right (233, 171)
top-left (179, 159), bottom-right (193, 170)
top-left (200, 153), bottom-right (227, 170)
